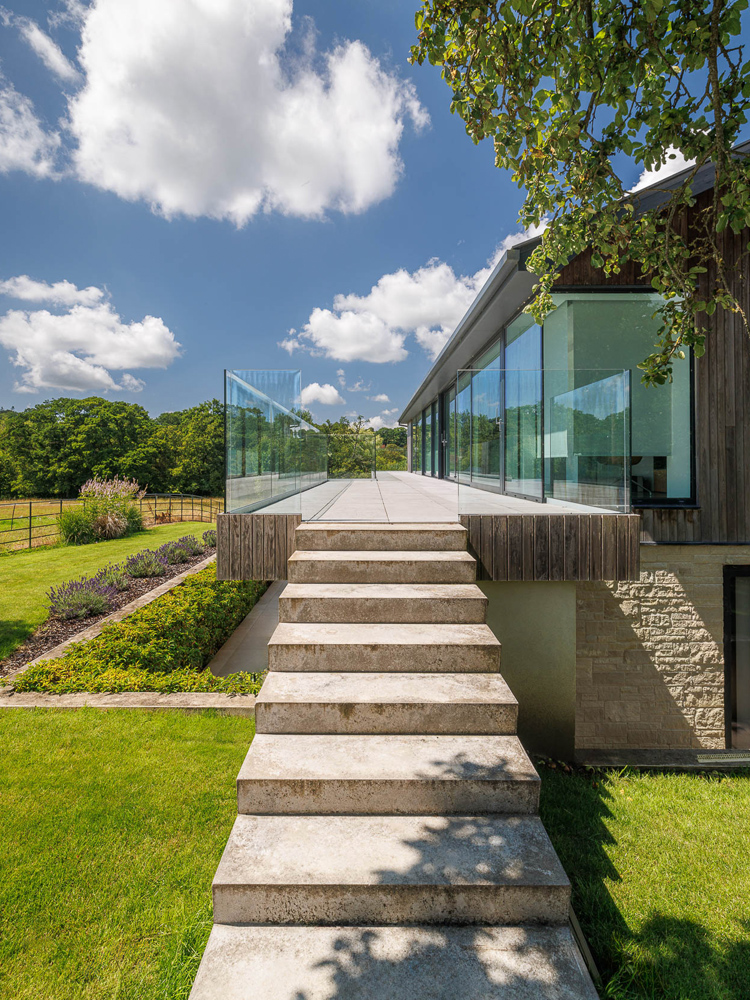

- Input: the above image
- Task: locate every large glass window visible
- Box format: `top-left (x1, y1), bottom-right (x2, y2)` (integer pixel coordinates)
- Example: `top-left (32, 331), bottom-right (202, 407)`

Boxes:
top-left (431, 400), bottom-right (439, 476)
top-left (423, 406), bottom-right (432, 475)
top-left (544, 292), bottom-right (692, 503)
top-left (725, 568), bottom-right (750, 749)
top-left (456, 372), bottom-right (472, 482)
top-left (443, 388), bottom-right (456, 479)
top-left (471, 367), bottom-right (501, 487)
top-left (413, 414), bottom-right (422, 474)
top-left (504, 314), bottom-right (543, 499)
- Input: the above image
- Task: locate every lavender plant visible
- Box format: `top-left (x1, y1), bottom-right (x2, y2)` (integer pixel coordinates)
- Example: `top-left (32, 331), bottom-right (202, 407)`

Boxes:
top-left (202, 529), bottom-right (217, 548)
top-left (93, 562), bottom-right (129, 592)
top-left (157, 542), bottom-right (191, 565)
top-left (175, 535), bottom-right (205, 556)
top-left (125, 549), bottom-right (168, 578)
top-left (48, 577), bottom-right (117, 620)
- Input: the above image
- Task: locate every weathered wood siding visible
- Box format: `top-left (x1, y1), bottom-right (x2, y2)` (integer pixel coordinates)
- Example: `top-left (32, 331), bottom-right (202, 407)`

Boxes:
top-left (556, 191), bottom-right (750, 544)
top-left (216, 513), bottom-right (301, 580)
top-left (460, 514), bottom-right (640, 581)
top-left (217, 511), bottom-right (640, 581)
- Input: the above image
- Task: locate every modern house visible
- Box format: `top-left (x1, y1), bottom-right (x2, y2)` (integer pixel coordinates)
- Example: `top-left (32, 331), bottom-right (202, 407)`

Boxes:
top-left (217, 156), bottom-right (749, 760)
top-left (399, 157), bottom-right (750, 758)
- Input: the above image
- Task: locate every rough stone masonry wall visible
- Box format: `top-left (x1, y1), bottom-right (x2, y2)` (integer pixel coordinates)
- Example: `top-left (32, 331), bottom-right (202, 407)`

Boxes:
top-left (576, 545), bottom-right (750, 749)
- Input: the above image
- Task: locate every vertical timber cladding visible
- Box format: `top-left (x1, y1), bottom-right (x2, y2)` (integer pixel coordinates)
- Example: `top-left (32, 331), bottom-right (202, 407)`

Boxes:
top-left (460, 514), bottom-right (641, 582)
top-left (216, 513), bottom-right (301, 580)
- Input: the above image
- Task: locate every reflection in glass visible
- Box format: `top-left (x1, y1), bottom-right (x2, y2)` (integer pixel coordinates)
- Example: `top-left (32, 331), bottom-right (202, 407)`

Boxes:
top-left (444, 386), bottom-right (456, 479)
top-left (731, 576), bottom-right (750, 749)
top-left (471, 368), bottom-right (501, 487)
top-left (424, 406), bottom-right (433, 475)
top-left (413, 413), bottom-right (423, 474)
top-left (431, 401), bottom-right (439, 476)
top-left (456, 372), bottom-right (472, 482)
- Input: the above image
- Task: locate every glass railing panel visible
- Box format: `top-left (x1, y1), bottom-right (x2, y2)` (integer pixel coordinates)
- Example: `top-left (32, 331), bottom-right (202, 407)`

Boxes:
top-left (456, 369), bottom-right (631, 514)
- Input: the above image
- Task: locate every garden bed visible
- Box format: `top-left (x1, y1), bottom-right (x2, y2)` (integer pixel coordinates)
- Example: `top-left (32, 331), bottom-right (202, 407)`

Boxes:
top-left (0, 544), bottom-right (216, 678)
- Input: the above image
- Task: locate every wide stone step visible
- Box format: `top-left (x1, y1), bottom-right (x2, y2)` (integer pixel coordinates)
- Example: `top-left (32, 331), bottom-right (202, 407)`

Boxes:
top-left (254, 672), bottom-right (517, 735)
top-left (212, 813), bottom-right (570, 925)
top-left (295, 521), bottom-right (468, 551)
top-left (190, 924), bottom-right (599, 1000)
top-left (279, 583), bottom-right (487, 624)
top-left (237, 734), bottom-right (539, 815)
top-left (268, 622), bottom-right (501, 673)
top-left (287, 550), bottom-right (476, 584)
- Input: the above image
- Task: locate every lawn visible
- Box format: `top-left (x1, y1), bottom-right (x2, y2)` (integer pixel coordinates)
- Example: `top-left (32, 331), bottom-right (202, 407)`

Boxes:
top-left (0, 709), bottom-right (252, 1000)
top-left (539, 763), bottom-right (750, 1000)
top-left (0, 521), bottom-right (216, 660)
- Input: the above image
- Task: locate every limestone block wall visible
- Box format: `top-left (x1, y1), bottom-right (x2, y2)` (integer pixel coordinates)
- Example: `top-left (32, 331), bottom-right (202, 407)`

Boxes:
top-left (576, 545), bottom-right (750, 749)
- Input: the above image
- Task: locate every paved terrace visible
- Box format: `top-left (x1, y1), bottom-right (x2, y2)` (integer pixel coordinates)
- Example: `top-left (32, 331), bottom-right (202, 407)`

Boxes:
top-left (259, 471), bottom-right (605, 522)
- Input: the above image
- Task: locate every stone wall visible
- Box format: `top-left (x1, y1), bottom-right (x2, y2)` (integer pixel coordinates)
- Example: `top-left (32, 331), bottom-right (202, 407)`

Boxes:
top-left (576, 545), bottom-right (750, 749)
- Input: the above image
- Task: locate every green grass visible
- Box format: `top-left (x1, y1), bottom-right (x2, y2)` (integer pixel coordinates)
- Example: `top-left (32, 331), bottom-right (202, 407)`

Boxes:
top-left (0, 709), bottom-right (253, 1000)
top-left (539, 763), bottom-right (750, 1000)
top-left (0, 522), bottom-right (215, 660)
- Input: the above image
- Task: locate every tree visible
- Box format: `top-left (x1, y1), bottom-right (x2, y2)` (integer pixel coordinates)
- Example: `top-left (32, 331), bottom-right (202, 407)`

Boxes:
top-left (411, 0), bottom-right (750, 384)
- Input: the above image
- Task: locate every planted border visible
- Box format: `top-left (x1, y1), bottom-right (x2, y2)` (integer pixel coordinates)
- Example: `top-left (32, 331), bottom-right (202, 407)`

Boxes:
top-left (15, 566), bottom-right (267, 695)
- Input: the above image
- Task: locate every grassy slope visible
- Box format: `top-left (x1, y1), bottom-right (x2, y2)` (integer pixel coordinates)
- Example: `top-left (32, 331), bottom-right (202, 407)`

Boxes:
top-left (0, 522), bottom-right (215, 660)
top-left (0, 709), bottom-right (252, 1000)
top-left (539, 765), bottom-right (750, 1000)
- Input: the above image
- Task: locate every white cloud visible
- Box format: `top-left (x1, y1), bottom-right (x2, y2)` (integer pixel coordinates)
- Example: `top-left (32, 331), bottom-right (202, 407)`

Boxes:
top-left (498, 220), bottom-right (548, 251)
top-left (300, 381), bottom-right (345, 406)
top-left (631, 147), bottom-right (696, 193)
top-left (363, 413), bottom-right (398, 431)
top-left (65, 0), bottom-right (427, 224)
top-left (0, 77), bottom-right (60, 177)
top-left (0, 277), bottom-right (181, 393)
top-left (368, 393), bottom-right (390, 402)
top-left (0, 275), bottom-right (104, 306)
top-left (17, 18), bottom-right (80, 83)
top-left (381, 407), bottom-right (398, 415)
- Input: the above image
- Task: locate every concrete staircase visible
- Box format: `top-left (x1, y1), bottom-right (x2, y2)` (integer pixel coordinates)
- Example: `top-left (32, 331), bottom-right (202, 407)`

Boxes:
top-left (190, 522), bottom-right (598, 1000)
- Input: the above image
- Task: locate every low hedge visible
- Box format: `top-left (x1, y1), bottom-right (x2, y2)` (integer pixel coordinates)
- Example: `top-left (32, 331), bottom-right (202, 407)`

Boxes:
top-left (14, 566), bottom-right (267, 694)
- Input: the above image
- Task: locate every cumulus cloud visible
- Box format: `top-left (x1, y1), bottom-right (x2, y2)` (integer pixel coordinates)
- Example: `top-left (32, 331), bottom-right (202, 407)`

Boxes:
top-left (0, 277), bottom-right (181, 393)
top-left (60, 0), bottom-right (426, 224)
top-left (0, 77), bottom-right (60, 177)
top-left (0, 274), bottom-right (104, 306)
top-left (631, 147), bottom-right (696, 193)
top-left (300, 381), bottom-right (345, 406)
top-left (363, 413), bottom-right (398, 431)
top-left (17, 17), bottom-right (80, 83)
top-left (368, 393), bottom-right (390, 402)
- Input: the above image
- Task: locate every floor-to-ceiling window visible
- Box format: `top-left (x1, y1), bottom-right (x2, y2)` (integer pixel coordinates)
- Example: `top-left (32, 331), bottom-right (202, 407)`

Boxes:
top-left (431, 401), bottom-right (439, 476)
top-left (456, 372), bottom-right (472, 482)
top-left (504, 314), bottom-right (543, 499)
top-left (423, 406), bottom-right (432, 475)
top-left (413, 413), bottom-right (423, 474)
top-left (725, 567), bottom-right (750, 749)
top-left (544, 291), bottom-right (692, 505)
top-left (443, 388), bottom-right (456, 479)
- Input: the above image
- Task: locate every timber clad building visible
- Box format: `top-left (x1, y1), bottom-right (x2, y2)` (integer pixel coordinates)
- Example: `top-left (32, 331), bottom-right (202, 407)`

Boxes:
top-left (398, 161), bottom-right (750, 756)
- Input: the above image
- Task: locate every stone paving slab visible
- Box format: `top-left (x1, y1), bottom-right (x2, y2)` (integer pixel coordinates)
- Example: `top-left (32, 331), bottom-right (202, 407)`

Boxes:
top-left (0, 690), bottom-right (255, 714)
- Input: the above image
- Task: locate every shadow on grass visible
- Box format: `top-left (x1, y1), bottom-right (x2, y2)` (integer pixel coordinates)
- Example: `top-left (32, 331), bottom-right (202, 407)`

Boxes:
top-left (538, 767), bottom-right (750, 1000)
top-left (0, 619), bottom-right (34, 661)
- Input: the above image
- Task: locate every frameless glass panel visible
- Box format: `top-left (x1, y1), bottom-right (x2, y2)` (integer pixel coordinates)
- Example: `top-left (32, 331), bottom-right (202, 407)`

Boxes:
top-left (456, 372), bottom-right (472, 482)
top-left (424, 406), bottom-right (432, 475)
top-left (504, 316), bottom-right (543, 499)
top-left (431, 401), bottom-right (439, 476)
top-left (413, 415), bottom-right (422, 473)
top-left (471, 367), bottom-right (501, 487)
top-left (445, 387), bottom-right (457, 479)
top-left (546, 292), bottom-right (691, 502)
top-left (327, 431), bottom-right (376, 479)
top-left (225, 370), bottom-right (326, 513)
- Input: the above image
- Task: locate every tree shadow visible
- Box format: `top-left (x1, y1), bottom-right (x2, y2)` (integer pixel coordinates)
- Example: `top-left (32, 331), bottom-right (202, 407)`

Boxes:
top-left (0, 620), bottom-right (34, 662)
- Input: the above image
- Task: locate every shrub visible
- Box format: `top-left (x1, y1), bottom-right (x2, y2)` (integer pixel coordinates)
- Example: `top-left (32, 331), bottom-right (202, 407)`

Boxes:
top-left (157, 541), bottom-right (190, 565)
top-left (175, 534), bottom-right (205, 557)
top-left (17, 567), bottom-right (267, 694)
top-left (58, 507), bottom-right (95, 545)
top-left (202, 529), bottom-right (217, 547)
top-left (91, 512), bottom-right (128, 540)
top-left (48, 576), bottom-right (116, 620)
top-left (125, 549), bottom-right (168, 578)
top-left (93, 562), bottom-right (129, 592)
top-left (123, 505), bottom-right (144, 534)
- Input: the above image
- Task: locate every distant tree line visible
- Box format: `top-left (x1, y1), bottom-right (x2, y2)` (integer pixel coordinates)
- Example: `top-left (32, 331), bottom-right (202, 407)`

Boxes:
top-left (0, 398), bottom-right (407, 500)
top-left (0, 397), bottom-right (224, 498)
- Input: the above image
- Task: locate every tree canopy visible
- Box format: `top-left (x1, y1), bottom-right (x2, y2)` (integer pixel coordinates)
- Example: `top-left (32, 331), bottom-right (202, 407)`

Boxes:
top-left (411, 0), bottom-right (750, 383)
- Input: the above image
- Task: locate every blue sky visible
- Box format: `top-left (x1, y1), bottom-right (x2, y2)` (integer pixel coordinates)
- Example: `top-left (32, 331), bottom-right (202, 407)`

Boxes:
top-left (0, 0), bottom-right (730, 427)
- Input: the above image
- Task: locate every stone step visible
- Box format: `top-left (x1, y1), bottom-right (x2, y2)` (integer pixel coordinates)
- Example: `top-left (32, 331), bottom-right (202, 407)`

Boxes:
top-left (267, 622), bottom-right (501, 673)
top-left (287, 550), bottom-right (477, 585)
top-left (212, 813), bottom-right (570, 926)
top-left (237, 734), bottom-right (539, 815)
top-left (190, 923), bottom-right (599, 1000)
top-left (254, 672), bottom-right (517, 735)
top-left (295, 521), bottom-right (468, 551)
top-left (279, 583), bottom-right (487, 624)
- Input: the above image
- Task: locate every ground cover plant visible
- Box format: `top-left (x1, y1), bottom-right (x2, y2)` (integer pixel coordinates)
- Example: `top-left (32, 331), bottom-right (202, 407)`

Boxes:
top-left (14, 565), bottom-right (266, 695)
top-left (538, 761), bottom-right (750, 1000)
top-left (0, 521), bottom-right (215, 660)
top-left (0, 708), bottom-right (253, 1000)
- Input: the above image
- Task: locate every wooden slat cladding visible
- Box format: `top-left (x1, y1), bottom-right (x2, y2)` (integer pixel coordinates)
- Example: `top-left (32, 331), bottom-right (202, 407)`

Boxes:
top-left (554, 246), bottom-right (649, 287)
top-left (460, 513), bottom-right (641, 581)
top-left (216, 513), bottom-right (301, 580)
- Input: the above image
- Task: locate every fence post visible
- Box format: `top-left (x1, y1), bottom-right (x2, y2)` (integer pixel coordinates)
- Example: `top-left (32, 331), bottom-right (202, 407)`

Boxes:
top-left (28, 501), bottom-right (32, 550)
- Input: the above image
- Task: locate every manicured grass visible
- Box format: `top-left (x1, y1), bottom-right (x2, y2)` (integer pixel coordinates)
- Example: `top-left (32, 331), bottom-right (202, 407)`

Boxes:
top-left (0, 522), bottom-right (215, 660)
top-left (539, 763), bottom-right (750, 1000)
top-left (0, 709), bottom-right (252, 1000)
